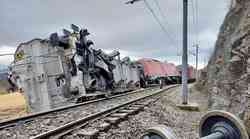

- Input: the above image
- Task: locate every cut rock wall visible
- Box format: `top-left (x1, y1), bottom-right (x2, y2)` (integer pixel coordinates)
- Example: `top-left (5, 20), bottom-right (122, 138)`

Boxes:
top-left (205, 0), bottom-right (250, 133)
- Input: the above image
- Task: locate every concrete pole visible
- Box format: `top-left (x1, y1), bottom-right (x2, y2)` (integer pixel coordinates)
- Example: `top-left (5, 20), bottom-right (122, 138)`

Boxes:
top-left (182, 0), bottom-right (188, 104)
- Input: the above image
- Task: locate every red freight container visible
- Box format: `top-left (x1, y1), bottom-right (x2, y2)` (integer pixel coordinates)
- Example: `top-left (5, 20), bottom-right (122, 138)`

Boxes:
top-left (161, 62), bottom-right (180, 76)
top-left (188, 66), bottom-right (195, 79)
top-left (177, 65), bottom-right (196, 79)
top-left (137, 58), bottom-right (180, 77)
top-left (137, 58), bottom-right (165, 77)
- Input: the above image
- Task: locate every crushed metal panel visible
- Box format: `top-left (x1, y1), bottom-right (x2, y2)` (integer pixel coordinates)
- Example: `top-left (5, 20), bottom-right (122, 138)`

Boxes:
top-left (112, 59), bottom-right (123, 83)
top-left (12, 39), bottom-right (72, 112)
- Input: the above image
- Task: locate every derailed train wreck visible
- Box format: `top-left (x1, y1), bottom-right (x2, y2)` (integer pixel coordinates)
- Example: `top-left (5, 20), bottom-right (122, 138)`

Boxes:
top-left (10, 24), bottom-right (142, 112)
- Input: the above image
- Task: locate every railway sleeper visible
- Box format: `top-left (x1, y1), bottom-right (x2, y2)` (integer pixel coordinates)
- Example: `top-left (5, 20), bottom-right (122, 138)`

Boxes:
top-left (76, 129), bottom-right (99, 139)
top-left (132, 104), bottom-right (146, 107)
top-left (126, 106), bottom-right (144, 111)
top-left (117, 105), bottom-right (145, 115)
top-left (118, 109), bottom-right (137, 114)
top-left (77, 105), bottom-right (148, 138)
top-left (31, 86), bottom-right (179, 139)
top-left (98, 122), bottom-right (111, 131)
top-left (110, 113), bottom-right (129, 118)
top-left (105, 117), bottom-right (121, 124)
top-left (73, 117), bottom-right (123, 138)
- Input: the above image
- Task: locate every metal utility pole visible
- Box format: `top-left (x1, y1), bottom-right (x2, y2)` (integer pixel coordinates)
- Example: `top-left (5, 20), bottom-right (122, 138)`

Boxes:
top-left (182, 0), bottom-right (188, 105)
top-left (126, 0), bottom-right (190, 105)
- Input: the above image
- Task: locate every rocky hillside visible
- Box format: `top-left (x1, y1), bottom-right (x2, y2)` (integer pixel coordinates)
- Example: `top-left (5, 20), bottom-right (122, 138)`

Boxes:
top-left (202, 0), bottom-right (250, 132)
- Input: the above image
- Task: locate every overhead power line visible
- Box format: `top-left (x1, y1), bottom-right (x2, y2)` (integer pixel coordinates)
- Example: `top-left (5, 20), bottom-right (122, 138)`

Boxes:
top-left (153, 0), bottom-right (181, 56)
top-left (195, 0), bottom-right (199, 44)
top-left (153, 0), bottom-right (178, 42)
top-left (191, 0), bottom-right (196, 44)
top-left (143, 0), bottom-right (176, 46)
top-left (126, 0), bottom-right (178, 48)
top-left (192, 0), bottom-right (198, 45)
top-left (176, 0), bottom-right (182, 56)
top-left (126, 0), bottom-right (197, 57)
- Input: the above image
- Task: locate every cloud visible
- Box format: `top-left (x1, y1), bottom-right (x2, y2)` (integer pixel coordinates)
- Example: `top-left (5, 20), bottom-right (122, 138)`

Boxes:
top-left (0, 0), bottom-right (230, 68)
top-left (0, 45), bottom-right (15, 65)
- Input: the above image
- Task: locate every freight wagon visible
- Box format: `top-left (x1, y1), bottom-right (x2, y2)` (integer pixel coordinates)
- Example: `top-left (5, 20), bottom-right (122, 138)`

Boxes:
top-left (177, 65), bottom-right (196, 83)
top-left (9, 24), bottom-right (142, 112)
top-left (137, 58), bottom-right (180, 85)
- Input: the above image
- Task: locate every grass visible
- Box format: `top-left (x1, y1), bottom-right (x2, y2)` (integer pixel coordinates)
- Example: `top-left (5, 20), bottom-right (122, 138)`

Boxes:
top-left (0, 92), bottom-right (27, 121)
top-left (0, 91), bottom-right (8, 95)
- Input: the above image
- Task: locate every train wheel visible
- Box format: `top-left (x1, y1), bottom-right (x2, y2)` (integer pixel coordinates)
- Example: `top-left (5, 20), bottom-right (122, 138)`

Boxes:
top-left (141, 125), bottom-right (177, 139)
top-left (199, 110), bottom-right (249, 139)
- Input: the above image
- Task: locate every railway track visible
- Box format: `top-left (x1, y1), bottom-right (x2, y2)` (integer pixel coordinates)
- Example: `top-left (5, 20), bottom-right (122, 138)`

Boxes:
top-left (0, 88), bottom-right (149, 129)
top-left (31, 85), bottom-right (178, 139)
top-left (0, 85), bottom-right (177, 139)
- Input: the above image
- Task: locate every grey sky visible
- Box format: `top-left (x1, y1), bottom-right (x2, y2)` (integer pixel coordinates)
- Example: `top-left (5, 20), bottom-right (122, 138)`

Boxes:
top-left (0, 0), bottom-right (230, 67)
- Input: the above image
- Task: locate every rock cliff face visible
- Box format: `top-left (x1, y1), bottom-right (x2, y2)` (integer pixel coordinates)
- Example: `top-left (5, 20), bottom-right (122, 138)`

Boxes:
top-left (205, 0), bottom-right (250, 132)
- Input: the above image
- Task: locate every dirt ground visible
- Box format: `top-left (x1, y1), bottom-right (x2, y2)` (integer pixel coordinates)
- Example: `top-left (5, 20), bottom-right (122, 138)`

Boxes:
top-left (0, 93), bottom-right (27, 121)
top-left (99, 84), bottom-right (209, 139)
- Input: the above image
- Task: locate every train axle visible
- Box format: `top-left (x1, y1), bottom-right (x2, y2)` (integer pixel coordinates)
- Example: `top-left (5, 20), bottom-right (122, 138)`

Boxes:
top-left (141, 111), bottom-right (249, 139)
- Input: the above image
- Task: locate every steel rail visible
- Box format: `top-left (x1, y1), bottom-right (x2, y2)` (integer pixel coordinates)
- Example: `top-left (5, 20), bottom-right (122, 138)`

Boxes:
top-left (31, 85), bottom-right (179, 139)
top-left (0, 87), bottom-right (157, 129)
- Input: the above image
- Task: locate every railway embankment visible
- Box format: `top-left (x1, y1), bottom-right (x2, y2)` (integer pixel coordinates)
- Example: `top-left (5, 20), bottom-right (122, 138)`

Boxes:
top-left (96, 84), bottom-right (208, 139)
top-left (0, 87), bottom-right (164, 138)
top-left (0, 84), bottom-right (209, 139)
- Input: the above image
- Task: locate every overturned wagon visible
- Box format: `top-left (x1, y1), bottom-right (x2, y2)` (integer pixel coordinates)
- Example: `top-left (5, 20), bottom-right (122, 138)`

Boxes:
top-left (11, 24), bottom-right (141, 112)
top-left (137, 58), bottom-right (180, 85)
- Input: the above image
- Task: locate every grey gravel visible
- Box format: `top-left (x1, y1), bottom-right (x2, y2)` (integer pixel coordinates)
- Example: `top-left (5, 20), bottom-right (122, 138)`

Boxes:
top-left (0, 88), bottom-right (158, 139)
top-left (98, 85), bottom-right (208, 139)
